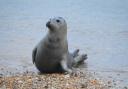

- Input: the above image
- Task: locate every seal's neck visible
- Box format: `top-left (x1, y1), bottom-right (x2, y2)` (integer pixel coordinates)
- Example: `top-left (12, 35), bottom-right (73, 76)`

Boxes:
top-left (48, 28), bottom-right (67, 40)
top-left (47, 31), bottom-right (67, 43)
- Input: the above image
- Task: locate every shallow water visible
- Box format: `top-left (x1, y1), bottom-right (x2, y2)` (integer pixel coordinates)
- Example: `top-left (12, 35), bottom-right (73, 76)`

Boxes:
top-left (0, 0), bottom-right (128, 86)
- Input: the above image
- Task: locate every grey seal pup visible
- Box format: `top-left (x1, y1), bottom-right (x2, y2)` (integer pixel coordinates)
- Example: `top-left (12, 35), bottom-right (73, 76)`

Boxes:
top-left (32, 17), bottom-right (87, 74)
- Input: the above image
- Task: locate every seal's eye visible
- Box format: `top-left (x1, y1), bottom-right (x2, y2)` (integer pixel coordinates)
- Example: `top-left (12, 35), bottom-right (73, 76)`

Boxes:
top-left (56, 19), bottom-right (60, 23)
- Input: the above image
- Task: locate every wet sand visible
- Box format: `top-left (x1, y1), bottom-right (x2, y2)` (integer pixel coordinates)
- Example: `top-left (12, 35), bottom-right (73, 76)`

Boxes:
top-left (0, 0), bottom-right (128, 88)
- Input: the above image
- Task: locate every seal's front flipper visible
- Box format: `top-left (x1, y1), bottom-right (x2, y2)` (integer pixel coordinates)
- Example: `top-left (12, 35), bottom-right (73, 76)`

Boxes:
top-left (60, 55), bottom-right (73, 74)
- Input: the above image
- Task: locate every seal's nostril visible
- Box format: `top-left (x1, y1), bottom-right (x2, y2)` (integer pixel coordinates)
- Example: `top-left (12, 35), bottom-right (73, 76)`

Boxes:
top-left (46, 21), bottom-right (50, 27)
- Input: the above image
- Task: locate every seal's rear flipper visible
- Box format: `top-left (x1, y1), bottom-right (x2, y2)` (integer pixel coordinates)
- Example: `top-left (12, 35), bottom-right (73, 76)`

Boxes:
top-left (72, 49), bottom-right (79, 58)
top-left (73, 54), bottom-right (87, 65)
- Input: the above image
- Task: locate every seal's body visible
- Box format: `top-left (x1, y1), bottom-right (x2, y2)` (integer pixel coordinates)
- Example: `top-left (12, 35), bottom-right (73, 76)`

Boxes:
top-left (32, 17), bottom-right (87, 73)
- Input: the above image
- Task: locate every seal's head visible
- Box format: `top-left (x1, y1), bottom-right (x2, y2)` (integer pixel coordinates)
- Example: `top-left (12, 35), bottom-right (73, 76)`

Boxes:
top-left (46, 17), bottom-right (67, 34)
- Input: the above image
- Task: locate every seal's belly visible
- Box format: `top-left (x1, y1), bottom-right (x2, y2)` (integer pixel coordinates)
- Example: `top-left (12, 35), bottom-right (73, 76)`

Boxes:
top-left (35, 57), bottom-right (62, 73)
top-left (35, 41), bottom-right (67, 72)
top-left (35, 50), bottom-right (63, 72)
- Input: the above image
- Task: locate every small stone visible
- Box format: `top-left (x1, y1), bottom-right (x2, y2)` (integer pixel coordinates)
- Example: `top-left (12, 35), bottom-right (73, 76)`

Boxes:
top-left (64, 74), bottom-right (70, 78)
top-left (108, 81), bottom-right (111, 84)
top-left (37, 78), bottom-right (41, 81)
top-left (114, 83), bottom-right (116, 85)
top-left (124, 86), bottom-right (128, 89)
top-left (80, 83), bottom-right (87, 88)
top-left (18, 80), bottom-right (23, 83)
top-left (117, 73), bottom-right (120, 76)
top-left (44, 85), bottom-right (48, 88)
top-left (108, 85), bottom-right (112, 88)
top-left (108, 76), bottom-right (112, 78)
top-left (0, 68), bottom-right (4, 70)
top-left (0, 74), bottom-right (3, 78)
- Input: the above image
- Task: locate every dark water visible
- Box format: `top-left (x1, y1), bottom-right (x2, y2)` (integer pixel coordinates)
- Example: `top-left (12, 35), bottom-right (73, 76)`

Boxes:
top-left (0, 0), bottom-right (128, 86)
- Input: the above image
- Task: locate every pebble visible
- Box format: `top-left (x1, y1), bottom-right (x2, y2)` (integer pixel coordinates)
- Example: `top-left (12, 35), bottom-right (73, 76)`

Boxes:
top-left (0, 72), bottom-right (126, 89)
top-left (18, 80), bottom-right (23, 83)
top-left (124, 86), bottom-right (128, 89)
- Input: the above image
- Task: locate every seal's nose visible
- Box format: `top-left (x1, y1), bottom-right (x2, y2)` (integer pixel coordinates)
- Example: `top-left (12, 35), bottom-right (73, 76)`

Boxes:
top-left (46, 21), bottom-right (50, 27)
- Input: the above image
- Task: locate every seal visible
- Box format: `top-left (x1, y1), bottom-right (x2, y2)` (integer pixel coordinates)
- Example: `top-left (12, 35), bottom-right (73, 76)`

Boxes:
top-left (32, 17), bottom-right (87, 74)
